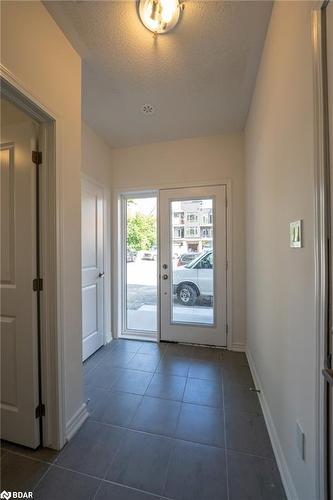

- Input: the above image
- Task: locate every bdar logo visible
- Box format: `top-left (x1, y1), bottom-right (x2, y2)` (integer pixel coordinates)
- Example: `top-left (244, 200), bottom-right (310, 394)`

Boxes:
top-left (0, 492), bottom-right (12, 499)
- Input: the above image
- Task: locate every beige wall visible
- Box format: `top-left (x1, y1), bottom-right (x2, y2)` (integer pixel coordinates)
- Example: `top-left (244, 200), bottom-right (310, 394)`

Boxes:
top-left (111, 133), bottom-right (246, 348)
top-left (245, 2), bottom-right (316, 499)
top-left (81, 121), bottom-right (113, 341)
top-left (82, 121), bottom-right (113, 187)
top-left (1, 1), bottom-right (83, 445)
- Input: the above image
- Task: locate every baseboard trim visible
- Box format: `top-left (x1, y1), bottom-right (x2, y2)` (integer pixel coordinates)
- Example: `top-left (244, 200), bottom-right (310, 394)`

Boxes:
top-left (65, 403), bottom-right (89, 442)
top-left (246, 348), bottom-right (299, 500)
top-left (231, 342), bottom-right (246, 352)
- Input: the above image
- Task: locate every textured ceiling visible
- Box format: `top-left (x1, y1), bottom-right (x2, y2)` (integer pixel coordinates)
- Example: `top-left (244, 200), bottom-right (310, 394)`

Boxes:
top-left (45, 1), bottom-right (272, 148)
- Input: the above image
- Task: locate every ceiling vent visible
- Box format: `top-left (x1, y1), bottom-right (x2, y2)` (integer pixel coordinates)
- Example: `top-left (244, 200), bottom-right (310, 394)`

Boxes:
top-left (140, 104), bottom-right (155, 115)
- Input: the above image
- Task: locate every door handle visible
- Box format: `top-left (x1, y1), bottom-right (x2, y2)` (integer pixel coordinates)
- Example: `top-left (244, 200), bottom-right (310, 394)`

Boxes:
top-left (162, 274), bottom-right (168, 280)
top-left (98, 272), bottom-right (105, 278)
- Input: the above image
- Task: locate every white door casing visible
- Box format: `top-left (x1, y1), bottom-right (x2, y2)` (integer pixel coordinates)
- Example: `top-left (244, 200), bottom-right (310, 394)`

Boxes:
top-left (159, 185), bottom-right (227, 346)
top-left (326, 1), bottom-right (333, 496)
top-left (81, 179), bottom-right (104, 361)
top-left (0, 100), bottom-right (40, 448)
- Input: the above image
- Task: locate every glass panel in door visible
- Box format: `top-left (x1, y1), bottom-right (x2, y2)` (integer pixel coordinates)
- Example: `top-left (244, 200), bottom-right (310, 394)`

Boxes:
top-left (171, 199), bottom-right (214, 325)
top-left (123, 195), bottom-right (158, 334)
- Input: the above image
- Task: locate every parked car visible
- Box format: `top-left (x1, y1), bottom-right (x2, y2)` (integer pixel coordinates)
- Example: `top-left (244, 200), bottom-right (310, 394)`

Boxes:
top-left (142, 246), bottom-right (157, 260)
top-left (127, 249), bottom-right (137, 262)
top-left (173, 250), bottom-right (213, 306)
top-left (176, 252), bottom-right (199, 267)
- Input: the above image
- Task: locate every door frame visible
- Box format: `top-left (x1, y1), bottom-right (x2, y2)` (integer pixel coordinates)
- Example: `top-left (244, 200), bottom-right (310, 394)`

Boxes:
top-left (312, 3), bottom-right (332, 500)
top-left (81, 174), bottom-right (112, 349)
top-left (1, 66), bottom-right (64, 449)
top-left (112, 179), bottom-right (233, 350)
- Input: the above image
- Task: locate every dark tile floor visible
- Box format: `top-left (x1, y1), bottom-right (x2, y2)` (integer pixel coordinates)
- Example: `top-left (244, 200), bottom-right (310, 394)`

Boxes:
top-left (0, 340), bottom-right (287, 500)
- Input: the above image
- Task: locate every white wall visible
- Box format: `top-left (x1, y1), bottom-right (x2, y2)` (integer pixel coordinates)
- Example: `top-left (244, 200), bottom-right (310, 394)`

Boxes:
top-left (245, 2), bottom-right (316, 499)
top-left (82, 121), bottom-right (113, 342)
top-left (1, 1), bottom-right (83, 446)
top-left (111, 133), bottom-right (246, 349)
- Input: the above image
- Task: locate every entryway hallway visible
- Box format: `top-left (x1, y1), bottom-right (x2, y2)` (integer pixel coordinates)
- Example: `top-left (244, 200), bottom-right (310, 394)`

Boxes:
top-left (1, 340), bottom-right (285, 499)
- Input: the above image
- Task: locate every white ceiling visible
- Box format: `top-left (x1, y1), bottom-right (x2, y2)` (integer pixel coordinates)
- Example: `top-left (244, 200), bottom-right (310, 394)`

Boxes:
top-left (45, 1), bottom-right (272, 148)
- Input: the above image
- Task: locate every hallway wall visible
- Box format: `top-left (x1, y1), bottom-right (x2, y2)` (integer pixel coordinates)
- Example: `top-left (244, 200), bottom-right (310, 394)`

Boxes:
top-left (111, 133), bottom-right (246, 349)
top-left (245, 2), bottom-right (316, 499)
top-left (1, 0), bottom-right (83, 447)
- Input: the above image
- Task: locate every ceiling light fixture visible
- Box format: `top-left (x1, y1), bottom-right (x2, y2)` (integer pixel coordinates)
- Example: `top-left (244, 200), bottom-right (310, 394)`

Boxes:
top-left (138, 0), bottom-right (184, 36)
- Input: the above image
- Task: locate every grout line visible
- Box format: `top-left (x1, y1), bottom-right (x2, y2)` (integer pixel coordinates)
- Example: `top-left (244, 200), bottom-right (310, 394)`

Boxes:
top-left (31, 463), bottom-right (52, 493)
top-left (2, 448), bottom-right (58, 466)
top-left (101, 477), bottom-right (174, 500)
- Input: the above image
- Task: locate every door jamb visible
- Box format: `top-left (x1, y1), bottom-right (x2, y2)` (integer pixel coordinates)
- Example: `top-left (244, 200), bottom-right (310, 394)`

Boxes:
top-left (312, 5), bottom-right (331, 500)
top-left (1, 65), bottom-right (65, 450)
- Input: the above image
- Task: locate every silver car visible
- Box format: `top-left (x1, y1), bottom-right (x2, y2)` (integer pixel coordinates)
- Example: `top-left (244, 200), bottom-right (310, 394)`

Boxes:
top-left (173, 251), bottom-right (213, 306)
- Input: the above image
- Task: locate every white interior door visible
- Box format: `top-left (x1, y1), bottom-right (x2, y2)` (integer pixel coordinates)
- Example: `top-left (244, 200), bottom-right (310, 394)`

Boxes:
top-left (160, 186), bottom-right (227, 346)
top-left (81, 178), bottom-right (104, 361)
top-left (0, 98), bottom-right (40, 448)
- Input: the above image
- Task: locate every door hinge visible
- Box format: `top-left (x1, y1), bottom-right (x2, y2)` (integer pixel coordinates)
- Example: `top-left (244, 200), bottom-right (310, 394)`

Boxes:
top-left (324, 353), bottom-right (332, 370)
top-left (226, 323), bottom-right (229, 335)
top-left (32, 150), bottom-right (42, 165)
top-left (35, 403), bottom-right (45, 419)
top-left (33, 278), bottom-right (43, 291)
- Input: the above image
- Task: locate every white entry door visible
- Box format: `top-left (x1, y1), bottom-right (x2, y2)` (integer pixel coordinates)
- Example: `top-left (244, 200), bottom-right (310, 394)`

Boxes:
top-left (160, 186), bottom-right (227, 346)
top-left (0, 98), bottom-right (41, 448)
top-left (81, 179), bottom-right (104, 361)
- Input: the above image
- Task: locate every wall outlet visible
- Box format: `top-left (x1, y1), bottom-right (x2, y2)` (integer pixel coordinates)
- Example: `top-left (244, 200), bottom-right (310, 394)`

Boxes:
top-left (296, 421), bottom-right (305, 461)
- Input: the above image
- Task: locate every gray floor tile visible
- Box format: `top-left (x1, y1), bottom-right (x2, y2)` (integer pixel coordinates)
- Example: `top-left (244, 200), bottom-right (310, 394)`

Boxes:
top-left (138, 342), bottom-right (167, 355)
top-left (55, 420), bottom-right (124, 478)
top-left (165, 343), bottom-right (194, 356)
top-left (146, 373), bottom-right (187, 401)
top-left (188, 359), bottom-right (222, 380)
top-left (222, 364), bottom-right (254, 386)
top-left (223, 380), bottom-right (262, 414)
top-left (106, 430), bottom-right (173, 495)
top-left (109, 340), bottom-right (143, 353)
top-left (0, 440), bottom-right (58, 463)
top-left (1, 451), bottom-right (49, 491)
top-left (164, 440), bottom-right (228, 500)
top-left (83, 349), bottom-right (106, 375)
top-left (156, 354), bottom-right (191, 377)
top-left (90, 390), bottom-right (142, 426)
top-left (95, 482), bottom-right (158, 500)
top-left (227, 450), bottom-right (286, 500)
top-left (130, 396), bottom-right (181, 437)
top-left (175, 403), bottom-right (225, 447)
top-left (33, 466), bottom-right (100, 500)
top-left (85, 386), bottom-right (109, 413)
top-left (112, 369), bottom-right (153, 395)
top-left (221, 350), bottom-right (248, 367)
top-left (126, 353), bottom-right (161, 372)
top-left (105, 350), bottom-right (138, 368)
top-left (84, 364), bottom-right (122, 390)
top-left (191, 347), bottom-right (224, 362)
top-left (183, 378), bottom-right (223, 407)
top-left (225, 410), bottom-right (274, 458)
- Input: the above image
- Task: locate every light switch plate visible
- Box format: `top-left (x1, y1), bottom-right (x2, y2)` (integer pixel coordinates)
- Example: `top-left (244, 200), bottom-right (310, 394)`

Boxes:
top-left (290, 220), bottom-right (302, 248)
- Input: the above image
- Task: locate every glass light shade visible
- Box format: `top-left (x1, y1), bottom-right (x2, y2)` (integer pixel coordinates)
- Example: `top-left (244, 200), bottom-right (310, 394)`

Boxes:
top-left (139, 0), bottom-right (181, 34)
